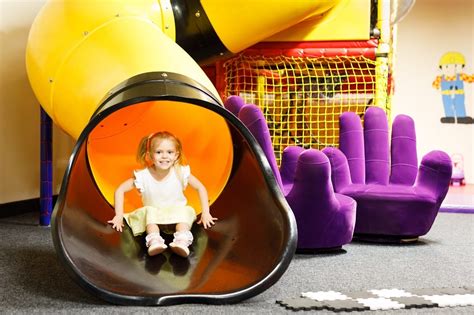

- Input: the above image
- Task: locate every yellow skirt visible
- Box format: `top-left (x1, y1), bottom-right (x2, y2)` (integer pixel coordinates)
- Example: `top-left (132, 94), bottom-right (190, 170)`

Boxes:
top-left (124, 205), bottom-right (197, 236)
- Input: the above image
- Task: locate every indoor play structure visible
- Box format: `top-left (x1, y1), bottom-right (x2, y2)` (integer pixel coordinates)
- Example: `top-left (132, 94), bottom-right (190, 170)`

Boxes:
top-left (208, 0), bottom-right (416, 162)
top-left (25, 0), bottom-right (434, 307)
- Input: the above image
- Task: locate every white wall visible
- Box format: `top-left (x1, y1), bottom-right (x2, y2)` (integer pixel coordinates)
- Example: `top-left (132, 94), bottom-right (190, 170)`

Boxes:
top-left (0, 0), bottom-right (74, 204)
top-left (392, 0), bottom-right (473, 183)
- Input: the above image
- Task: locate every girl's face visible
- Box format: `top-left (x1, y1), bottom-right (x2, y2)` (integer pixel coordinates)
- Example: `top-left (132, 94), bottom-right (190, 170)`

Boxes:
top-left (150, 138), bottom-right (178, 171)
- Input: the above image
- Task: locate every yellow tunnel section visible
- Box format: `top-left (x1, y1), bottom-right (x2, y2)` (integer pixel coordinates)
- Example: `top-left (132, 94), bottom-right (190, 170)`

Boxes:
top-left (25, 0), bottom-right (341, 139)
top-left (265, 0), bottom-right (371, 41)
top-left (200, 0), bottom-right (341, 53)
top-left (25, 0), bottom-right (214, 139)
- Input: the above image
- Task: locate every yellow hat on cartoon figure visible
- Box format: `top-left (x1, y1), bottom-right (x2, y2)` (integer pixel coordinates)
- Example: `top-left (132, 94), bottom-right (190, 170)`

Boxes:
top-left (439, 52), bottom-right (466, 66)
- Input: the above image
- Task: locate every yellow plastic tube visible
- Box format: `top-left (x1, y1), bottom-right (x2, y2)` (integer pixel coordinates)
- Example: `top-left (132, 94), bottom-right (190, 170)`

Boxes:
top-left (26, 0), bottom-right (341, 139)
top-left (26, 0), bottom-right (217, 139)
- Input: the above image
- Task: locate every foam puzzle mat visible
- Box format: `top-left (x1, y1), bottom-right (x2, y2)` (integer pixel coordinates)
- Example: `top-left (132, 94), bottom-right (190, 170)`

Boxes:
top-left (277, 287), bottom-right (474, 312)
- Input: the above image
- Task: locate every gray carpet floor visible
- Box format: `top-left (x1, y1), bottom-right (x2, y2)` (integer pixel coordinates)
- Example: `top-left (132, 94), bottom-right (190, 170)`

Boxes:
top-left (1, 211), bottom-right (473, 314)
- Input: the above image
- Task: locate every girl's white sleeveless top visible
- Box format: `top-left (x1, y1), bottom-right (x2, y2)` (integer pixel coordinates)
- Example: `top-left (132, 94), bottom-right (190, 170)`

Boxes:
top-left (133, 165), bottom-right (190, 208)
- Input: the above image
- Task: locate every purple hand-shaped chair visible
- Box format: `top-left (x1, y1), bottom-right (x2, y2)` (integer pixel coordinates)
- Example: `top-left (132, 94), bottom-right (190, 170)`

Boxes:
top-left (323, 107), bottom-right (452, 242)
top-left (225, 96), bottom-right (356, 251)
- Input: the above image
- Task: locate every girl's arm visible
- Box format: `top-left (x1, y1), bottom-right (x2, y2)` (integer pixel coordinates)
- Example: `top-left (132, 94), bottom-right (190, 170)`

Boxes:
top-left (188, 174), bottom-right (217, 229)
top-left (108, 178), bottom-right (135, 232)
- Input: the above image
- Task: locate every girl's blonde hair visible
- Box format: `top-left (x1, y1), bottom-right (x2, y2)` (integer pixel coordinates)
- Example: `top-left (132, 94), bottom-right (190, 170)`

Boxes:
top-left (136, 131), bottom-right (187, 167)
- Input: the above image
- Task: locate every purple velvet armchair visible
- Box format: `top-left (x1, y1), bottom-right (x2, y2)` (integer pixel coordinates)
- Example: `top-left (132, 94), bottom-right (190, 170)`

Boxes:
top-left (323, 107), bottom-right (452, 242)
top-left (224, 96), bottom-right (356, 251)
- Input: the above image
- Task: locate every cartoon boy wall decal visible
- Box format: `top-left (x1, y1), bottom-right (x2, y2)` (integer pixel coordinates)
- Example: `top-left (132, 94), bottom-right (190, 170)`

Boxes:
top-left (432, 51), bottom-right (473, 124)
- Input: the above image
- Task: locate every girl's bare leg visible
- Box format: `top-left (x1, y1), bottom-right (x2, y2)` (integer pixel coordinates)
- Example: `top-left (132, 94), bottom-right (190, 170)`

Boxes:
top-left (146, 223), bottom-right (160, 234)
top-left (175, 222), bottom-right (191, 232)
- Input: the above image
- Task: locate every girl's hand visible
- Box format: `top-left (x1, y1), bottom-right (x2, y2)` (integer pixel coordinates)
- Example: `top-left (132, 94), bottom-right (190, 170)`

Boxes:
top-left (108, 215), bottom-right (124, 232)
top-left (198, 212), bottom-right (217, 229)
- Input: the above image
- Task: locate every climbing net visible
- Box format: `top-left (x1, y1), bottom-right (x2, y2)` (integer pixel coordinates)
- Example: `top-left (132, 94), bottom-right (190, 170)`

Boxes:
top-left (222, 52), bottom-right (389, 163)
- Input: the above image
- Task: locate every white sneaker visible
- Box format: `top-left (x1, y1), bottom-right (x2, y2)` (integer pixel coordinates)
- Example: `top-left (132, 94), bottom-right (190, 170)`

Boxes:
top-left (169, 231), bottom-right (193, 257)
top-left (145, 233), bottom-right (167, 256)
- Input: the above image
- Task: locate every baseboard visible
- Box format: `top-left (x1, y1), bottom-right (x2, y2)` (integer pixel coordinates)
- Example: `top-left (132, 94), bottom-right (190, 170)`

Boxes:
top-left (0, 196), bottom-right (58, 218)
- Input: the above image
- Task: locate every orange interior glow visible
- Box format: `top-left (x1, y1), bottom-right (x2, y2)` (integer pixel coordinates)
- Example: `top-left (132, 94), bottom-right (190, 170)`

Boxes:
top-left (87, 100), bottom-right (233, 214)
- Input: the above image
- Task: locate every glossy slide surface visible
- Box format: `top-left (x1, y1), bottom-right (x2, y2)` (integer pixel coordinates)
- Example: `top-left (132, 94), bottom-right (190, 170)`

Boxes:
top-left (52, 73), bottom-right (297, 305)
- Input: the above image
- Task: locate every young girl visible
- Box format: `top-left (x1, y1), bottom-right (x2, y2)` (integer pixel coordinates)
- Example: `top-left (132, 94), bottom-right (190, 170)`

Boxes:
top-left (108, 131), bottom-right (217, 257)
